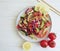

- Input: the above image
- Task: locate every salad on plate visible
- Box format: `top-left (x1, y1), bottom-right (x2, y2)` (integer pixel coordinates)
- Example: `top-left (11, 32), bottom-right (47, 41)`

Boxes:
top-left (16, 4), bottom-right (52, 42)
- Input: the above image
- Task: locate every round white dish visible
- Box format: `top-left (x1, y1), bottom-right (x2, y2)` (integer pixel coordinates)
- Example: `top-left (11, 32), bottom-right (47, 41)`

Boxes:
top-left (16, 6), bottom-right (52, 42)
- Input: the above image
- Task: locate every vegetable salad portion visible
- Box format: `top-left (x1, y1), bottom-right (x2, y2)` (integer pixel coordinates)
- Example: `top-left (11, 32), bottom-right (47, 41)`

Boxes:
top-left (17, 5), bottom-right (51, 39)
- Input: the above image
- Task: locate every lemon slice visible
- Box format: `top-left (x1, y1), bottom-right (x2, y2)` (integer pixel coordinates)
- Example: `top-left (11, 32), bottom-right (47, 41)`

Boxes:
top-left (23, 42), bottom-right (32, 51)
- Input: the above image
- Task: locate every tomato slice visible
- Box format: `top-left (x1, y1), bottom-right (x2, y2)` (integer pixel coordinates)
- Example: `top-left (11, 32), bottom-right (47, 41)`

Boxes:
top-left (36, 33), bottom-right (42, 38)
top-left (42, 31), bottom-right (48, 38)
top-left (38, 12), bottom-right (42, 16)
top-left (16, 24), bottom-right (21, 29)
top-left (45, 21), bottom-right (51, 27)
top-left (36, 29), bottom-right (43, 38)
top-left (35, 23), bottom-right (38, 28)
top-left (28, 23), bottom-right (32, 27)
top-left (33, 12), bottom-right (42, 17)
top-left (33, 12), bottom-right (38, 17)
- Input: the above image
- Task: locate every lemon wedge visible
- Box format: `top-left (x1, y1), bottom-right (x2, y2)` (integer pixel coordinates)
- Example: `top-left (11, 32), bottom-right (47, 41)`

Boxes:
top-left (23, 42), bottom-right (32, 51)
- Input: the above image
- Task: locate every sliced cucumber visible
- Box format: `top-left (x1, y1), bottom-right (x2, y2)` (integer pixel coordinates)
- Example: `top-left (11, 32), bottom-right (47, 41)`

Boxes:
top-left (29, 34), bottom-right (37, 40)
top-left (28, 10), bottom-right (33, 15)
top-left (34, 6), bottom-right (40, 11)
top-left (19, 20), bottom-right (22, 24)
top-left (44, 16), bottom-right (50, 22)
top-left (41, 16), bottom-right (47, 22)
top-left (40, 8), bottom-right (48, 16)
top-left (43, 27), bottom-right (49, 34)
top-left (23, 19), bottom-right (27, 24)
top-left (27, 13), bottom-right (32, 21)
top-left (21, 14), bottom-right (26, 18)
top-left (40, 21), bottom-right (44, 28)
top-left (36, 28), bottom-right (40, 33)
top-left (20, 30), bottom-right (28, 36)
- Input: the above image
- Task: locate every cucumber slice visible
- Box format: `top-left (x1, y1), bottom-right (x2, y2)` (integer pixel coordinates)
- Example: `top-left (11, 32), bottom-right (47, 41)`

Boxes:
top-left (27, 13), bottom-right (32, 21)
top-left (20, 30), bottom-right (28, 36)
top-left (44, 16), bottom-right (50, 22)
top-left (29, 34), bottom-right (37, 40)
top-left (21, 14), bottom-right (26, 18)
top-left (41, 16), bottom-right (47, 22)
top-left (43, 27), bottom-right (49, 34)
top-left (34, 6), bottom-right (40, 11)
top-left (36, 28), bottom-right (40, 33)
top-left (40, 21), bottom-right (44, 28)
top-left (23, 19), bottom-right (27, 24)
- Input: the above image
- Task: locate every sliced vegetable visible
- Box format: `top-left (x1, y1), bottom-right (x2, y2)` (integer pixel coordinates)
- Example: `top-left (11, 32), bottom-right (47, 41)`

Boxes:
top-left (36, 28), bottom-right (40, 33)
top-left (44, 16), bottom-right (50, 21)
top-left (40, 21), bottom-right (44, 28)
top-left (43, 27), bottom-right (48, 34)
top-left (41, 16), bottom-right (47, 22)
top-left (25, 8), bottom-right (33, 14)
top-left (29, 34), bottom-right (37, 40)
top-left (17, 5), bottom-right (51, 39)
top-left (21, 14), bottom-right (26, 18)
top-left (33, 12), bottom-right (42, 17)
top-left (23, 19), bottom-right (27, 24)
top-left (36, 29), bottom-right (43, 38)
top-left (16, 24), bottom-right (21, 29)
top-left (20, 30), bottom-right (28, 36)
top-left (34, 5), bottom-right (40, 11)
top-left (27, 14), bottom-right (32, 21)
top-left (44, 21), bottom-right (51, 27)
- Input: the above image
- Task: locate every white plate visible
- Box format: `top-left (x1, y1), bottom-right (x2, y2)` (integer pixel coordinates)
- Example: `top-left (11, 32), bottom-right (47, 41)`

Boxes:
top-left (16, 6), bottom-right (52, 42)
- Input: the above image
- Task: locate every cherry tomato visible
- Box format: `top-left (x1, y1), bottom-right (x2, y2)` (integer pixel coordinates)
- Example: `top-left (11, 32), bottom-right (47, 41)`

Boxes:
top-left (48, 40), bottom-right (56, 48)
top-left (40, 40), bottom-right (48, 48)
top-left (48, 33), bottom-right (56, 40)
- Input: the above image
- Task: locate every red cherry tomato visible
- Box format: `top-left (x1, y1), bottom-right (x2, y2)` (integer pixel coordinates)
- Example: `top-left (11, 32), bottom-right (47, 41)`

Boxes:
top-left (40, 40), bottom-right (48, 48)
top-left (48, 40), bottom-right (56, 48)
top-left (48, 33), bottom-right (56, 40)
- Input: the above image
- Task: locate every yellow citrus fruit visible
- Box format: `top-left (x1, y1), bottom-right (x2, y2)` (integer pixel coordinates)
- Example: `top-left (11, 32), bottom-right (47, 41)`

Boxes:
top-left (23, 42), bottom-right (32, 51)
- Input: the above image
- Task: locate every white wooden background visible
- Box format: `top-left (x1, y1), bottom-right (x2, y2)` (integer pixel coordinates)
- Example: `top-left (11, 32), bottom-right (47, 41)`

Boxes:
top-left (0, 0), bottom-right (60, 51)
